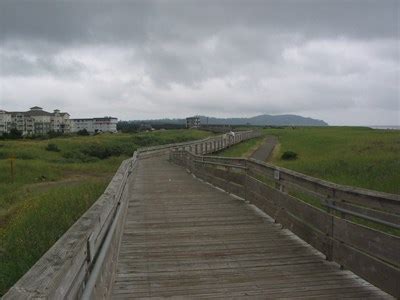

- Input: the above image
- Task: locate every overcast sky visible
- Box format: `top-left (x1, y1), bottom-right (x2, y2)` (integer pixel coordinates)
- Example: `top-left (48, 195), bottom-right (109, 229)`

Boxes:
top-left (0, 0), bottom-right (399, 125)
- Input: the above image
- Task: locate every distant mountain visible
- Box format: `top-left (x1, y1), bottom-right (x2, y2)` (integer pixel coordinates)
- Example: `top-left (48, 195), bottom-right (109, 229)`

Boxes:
top-left (128, 114), bottom-right (328, 126)
top-left (198, 114), bottom-right (328, 126)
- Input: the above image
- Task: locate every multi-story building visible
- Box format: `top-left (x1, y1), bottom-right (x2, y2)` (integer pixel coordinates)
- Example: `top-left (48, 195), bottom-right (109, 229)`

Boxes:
top-left (0, 110), bottom-right (12, 135)
top-left (186, 116), bottom-right (201, 129)
top-left (71, 117), bottom-right (118, 133)
top-left (51, 109), bottom-right (71, 133)
top-left (0, 106), bottom-right (71, 136)
top-left (1, 106), bottom-right (117, 136)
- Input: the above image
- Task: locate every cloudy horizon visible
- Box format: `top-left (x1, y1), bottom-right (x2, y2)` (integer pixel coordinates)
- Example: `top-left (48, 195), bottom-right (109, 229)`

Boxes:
top-left (0, 0), bottom-right (399, 125)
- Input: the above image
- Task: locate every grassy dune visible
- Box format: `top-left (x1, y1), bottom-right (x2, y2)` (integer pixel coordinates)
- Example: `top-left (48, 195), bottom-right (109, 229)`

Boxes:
top-left (218, 127), bottom-right (399, 195)
top-left (265, 127), bottom-right (400, 194)
top-left (214, 136), bottom-right (266, 157)
top-left (0, 129), bottom-right (211, 295)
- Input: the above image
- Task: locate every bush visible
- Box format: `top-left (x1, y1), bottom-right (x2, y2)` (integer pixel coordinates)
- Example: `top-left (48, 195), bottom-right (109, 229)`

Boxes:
top-left (281, 151), bottom-right (298, 160)
top-left (45, 143), bottom-right (60, 152)
top-left (80, 144), bottom-right (123, 159)
top-left (0, 129), bottom-right (23, 140)
top-left (133, 135), bottom-right (163, 147)
top-left (77, 129), bottom-right (90, 136)
top-left (48, 131), bottom-right (64, 139)
top-left (61, 150), bottom-right (99, 163)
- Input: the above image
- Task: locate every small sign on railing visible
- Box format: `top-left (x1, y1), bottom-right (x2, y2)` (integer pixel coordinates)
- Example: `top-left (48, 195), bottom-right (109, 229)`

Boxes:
top-left (274, 170), bottom-right (280, 180)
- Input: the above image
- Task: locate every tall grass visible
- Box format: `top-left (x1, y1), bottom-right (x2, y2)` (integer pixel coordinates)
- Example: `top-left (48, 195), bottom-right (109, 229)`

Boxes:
top-left (264, 127), bottom-right (400, 194)
top-left (0, 180), bottom-right (107, 295)
top-left (0, 129), bottom-right (212, 295)
top-left (214, 136), bottom-right (266, 157)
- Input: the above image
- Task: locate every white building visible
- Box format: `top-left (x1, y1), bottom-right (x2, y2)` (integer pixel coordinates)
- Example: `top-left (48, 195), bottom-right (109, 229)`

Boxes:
top-left (51, 109), bottom-right (71, 133)
top-left (0, 110), bottom-right (12, 135)
top-left (71, 117), bottom-right (118, 133)
top-left (0, 106), bottom-right (71, 136)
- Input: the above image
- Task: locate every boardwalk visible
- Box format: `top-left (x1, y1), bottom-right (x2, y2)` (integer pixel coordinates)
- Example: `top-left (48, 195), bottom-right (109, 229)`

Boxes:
top-left (111, 155), bottom-right (389, 299)
top-left (250, 136), bottom-right (278, 162)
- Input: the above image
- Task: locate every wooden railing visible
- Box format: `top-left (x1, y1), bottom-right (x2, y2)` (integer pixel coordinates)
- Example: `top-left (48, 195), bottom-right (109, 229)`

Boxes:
top-left (138, 130), bottom-right (262, 159)
top-left (170, 150), bottom-right (400, 298)
top-left (3, 130), bottom-right (262, 299)
top-left (4, 155), bottom-right (137, 299)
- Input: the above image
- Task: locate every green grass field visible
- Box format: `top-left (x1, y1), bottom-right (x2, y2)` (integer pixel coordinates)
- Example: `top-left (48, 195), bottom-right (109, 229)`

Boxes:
top-left (218, 127), bottom-right (400, 236)
top-left (264, 127), bottom-right (400, 195)
top-left (214, 136), bottom-right (267, 158)
top-left (219, 127), bottom-right (399, 195)
top-left (0, 129), bottom-right (211, 295)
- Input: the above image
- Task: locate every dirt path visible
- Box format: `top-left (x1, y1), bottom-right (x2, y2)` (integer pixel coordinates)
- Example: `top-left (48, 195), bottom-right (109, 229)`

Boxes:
top-left (250, 135), bottom-right (278, 162)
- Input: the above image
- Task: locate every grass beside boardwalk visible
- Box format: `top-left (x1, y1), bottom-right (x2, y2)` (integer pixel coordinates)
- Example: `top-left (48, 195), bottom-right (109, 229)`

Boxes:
top-left (264, 127), bottom-right (400, 195)
top-left (218, 127), bottom-right (399, 195)
top-left (217, 127), bottom-right (400, 236)
top-left (0, 129), bottom-right (212, 295)
top-left (214, 136), bottom-right (267, 157)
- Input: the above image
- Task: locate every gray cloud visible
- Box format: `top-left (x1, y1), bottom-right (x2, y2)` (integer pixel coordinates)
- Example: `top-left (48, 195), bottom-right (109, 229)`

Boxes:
top-left (0, 0), bottom-right (399, 125)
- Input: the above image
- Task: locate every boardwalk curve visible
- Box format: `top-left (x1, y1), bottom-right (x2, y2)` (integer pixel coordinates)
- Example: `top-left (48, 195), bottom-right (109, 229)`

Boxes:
top-left (4, 130), bottom-right (398, 299)
top-left (111, 155), bottom-right (390, 299)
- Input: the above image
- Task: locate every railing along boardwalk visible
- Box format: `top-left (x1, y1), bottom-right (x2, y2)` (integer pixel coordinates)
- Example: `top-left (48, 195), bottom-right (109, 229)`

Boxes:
top-left (111, 154), bottom-right (390, 299)
top-left (3, 131), bottom-right (260, 299)
top-left (171, 150), bottom-right (400, 298)
top-left (4, 130), bottom-right (398, 299)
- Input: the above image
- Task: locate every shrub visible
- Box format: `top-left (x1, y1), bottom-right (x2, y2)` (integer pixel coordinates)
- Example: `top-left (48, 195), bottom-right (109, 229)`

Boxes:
top-left (61, 150), bottom-right (98, 163)
top-left (0, 129), bottom-right (23, 140)
top-left (281, 151), bottom-right (298, 160)
top-left (80, 144), bottom-right (123, 159)
top-left (45, 143), bottom-right (60, 152)
top-left (133, 135), bottom-right (163, 147)
top-left (48, 131), bottom-right (64, 139)
top-left (77, 129), bottom-right (90, 136)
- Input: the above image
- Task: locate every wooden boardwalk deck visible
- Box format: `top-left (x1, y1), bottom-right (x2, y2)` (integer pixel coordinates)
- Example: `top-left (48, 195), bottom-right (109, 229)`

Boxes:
top-left (110, 156), bottom-right (391, 299)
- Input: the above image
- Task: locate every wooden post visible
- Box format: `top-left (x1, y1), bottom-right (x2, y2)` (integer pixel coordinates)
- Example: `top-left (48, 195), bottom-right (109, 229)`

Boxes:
top-left (9, 154), bottom-right (16, 183)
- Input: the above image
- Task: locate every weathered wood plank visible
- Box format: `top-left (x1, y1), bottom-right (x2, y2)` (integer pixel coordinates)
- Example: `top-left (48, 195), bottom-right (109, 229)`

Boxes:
top-left (332, 240), bottom-right (400, 298)
top-left (333, 217), bottom-right (400, 266)
top-left (110, 156), bottom-right (392, 299)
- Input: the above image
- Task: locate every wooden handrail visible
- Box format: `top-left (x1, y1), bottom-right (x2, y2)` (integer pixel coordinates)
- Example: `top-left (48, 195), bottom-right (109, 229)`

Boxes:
top-left (170, 150), bottom-right (400, 298)
top-left (4, 130), bottom-right (262, 299)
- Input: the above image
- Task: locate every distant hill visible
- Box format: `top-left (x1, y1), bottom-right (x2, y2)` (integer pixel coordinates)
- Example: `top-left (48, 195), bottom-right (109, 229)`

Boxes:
top-left (198, 115), bottom-right (328, 126)
top-left (128, 114), bottom-right (328, 126)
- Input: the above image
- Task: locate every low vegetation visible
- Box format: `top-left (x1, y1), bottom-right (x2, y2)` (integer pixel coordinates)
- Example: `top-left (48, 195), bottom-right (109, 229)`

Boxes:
top-left (217, 126), bottom-right (400, 236)
top-left (0, 129), bottom-right (212, 295)
top-left (214, 136), bottom-right (266, 157)
top-left (265, 126), bottom-right (400, 195)
top-left (281, 150), bottom-right (298, 160)
top-left (219, 126), bottom-right (399, 195)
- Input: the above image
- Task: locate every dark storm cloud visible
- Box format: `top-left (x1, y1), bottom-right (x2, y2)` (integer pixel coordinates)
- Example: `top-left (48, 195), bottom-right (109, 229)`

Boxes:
top-left (0, 0), bottom-right (399, 125)
top-left (1, 0), bottom-right (398, 43)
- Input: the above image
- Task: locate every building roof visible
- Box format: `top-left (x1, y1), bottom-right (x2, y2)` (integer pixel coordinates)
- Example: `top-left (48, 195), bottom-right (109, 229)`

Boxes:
top-left (30, 106), bottom-right (43, 110)
top-left (94, 117), bottom-right (118, 121)
top-left (72, 117), bottom-right (118, 121)
top-left (7, 109), bottom-right (69, 117)
top-left (25, 110), bottom-right (53, 116)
